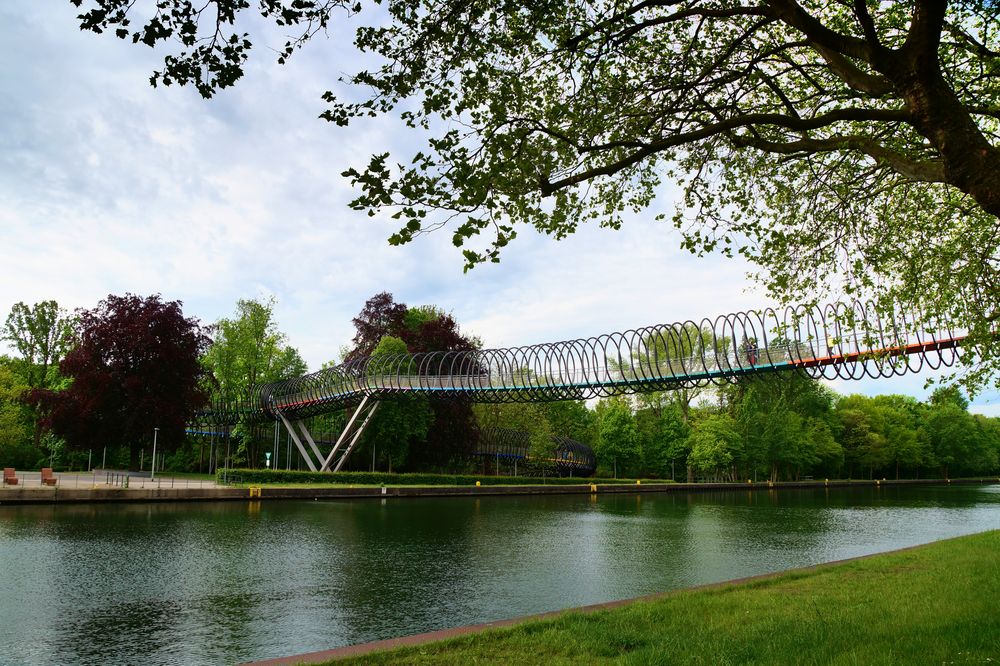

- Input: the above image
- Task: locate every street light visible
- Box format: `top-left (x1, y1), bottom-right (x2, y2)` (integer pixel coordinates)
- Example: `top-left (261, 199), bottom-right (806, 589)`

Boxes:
top-left (152, 427), bottom-right (159, 480)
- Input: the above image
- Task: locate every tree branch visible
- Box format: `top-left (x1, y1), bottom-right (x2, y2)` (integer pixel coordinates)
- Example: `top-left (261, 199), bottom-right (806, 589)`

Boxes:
top-left (809, 44), bottom-right (895, 96)
top-left (736, 134), bottom-right (946, 183)
top-left (566, 2), bottom-right (769, 51)
top-left (538, 107), bottom-right (911, 194)
top-left (764, 0), bottom-right (873, 62)
top-left (942, 20), bottom-right (1000, 59)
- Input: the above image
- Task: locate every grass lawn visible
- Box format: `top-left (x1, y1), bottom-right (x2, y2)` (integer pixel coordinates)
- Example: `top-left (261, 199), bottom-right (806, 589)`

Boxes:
top-left (324, 530), bottom-right (1000, 665)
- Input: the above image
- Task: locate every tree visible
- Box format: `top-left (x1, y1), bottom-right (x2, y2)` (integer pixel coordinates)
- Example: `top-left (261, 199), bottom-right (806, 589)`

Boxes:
top-left (923, 402), bottom-right (977, 478)
top-left (343, 292), bottom-right (481, 470)
top-left (360, 335), bottom-right (432, 471)
top-left (595, 397), bottom-right (640, 477)
top-left (807, 418), bottom-right (843, 478)
top-left (870, 395), bottom-right (927, 478)
top-left (201, 296), bottom-right (306, 467)
top-left (970, 414), bottom-right (1000, 475)
top-left (636, 402), bottom-right (690, 479)
top-left (34, 294), bottom-right (210, 468)
top-left (3, 301), bottom-right (74, 447)
top-left (687, 414), bottom-right (742, 480)
top-left (71, 1), bottom-right (1000, 390)
top-left (728, 371), bottom-right (833, 480)
top-left (541, 400), bottom-right (594, 445)
top-left (0, 358), bottom-right (33, 467)
top-left (202, 296), bottom-right (307, 407)
top-left (3, 301), bottom-right (73, 390)
top-left (929, 385), bottom-right (971, 411)
top-left (346, 292), bottom-right (408, 361)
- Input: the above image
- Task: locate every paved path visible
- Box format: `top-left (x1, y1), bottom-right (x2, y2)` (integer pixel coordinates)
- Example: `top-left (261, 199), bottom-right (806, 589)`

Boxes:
top-left (5, 470), bottom-right (219, 489)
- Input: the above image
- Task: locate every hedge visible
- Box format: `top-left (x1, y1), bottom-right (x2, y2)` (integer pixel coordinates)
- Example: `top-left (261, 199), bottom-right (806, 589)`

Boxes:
top-left (215, 468), bottom-right (655, 486)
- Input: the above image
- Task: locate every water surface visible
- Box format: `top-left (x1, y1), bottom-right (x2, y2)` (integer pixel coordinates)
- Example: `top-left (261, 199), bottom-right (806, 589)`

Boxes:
top-left (1, 484), bottom-right (998, 665)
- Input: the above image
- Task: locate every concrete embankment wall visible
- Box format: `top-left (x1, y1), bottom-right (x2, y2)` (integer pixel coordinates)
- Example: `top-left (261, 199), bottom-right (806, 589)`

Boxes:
top-left (1, 477), bottom-right (997, 505)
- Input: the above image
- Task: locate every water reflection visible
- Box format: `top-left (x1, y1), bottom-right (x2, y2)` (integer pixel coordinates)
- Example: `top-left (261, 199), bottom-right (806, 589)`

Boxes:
top-left (0, 485), bottom-right (997, 665)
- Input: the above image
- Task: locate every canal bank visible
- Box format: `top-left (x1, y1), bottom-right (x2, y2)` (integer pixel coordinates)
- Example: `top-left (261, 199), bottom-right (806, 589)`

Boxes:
top-left (1, 476), bottom-right (997, 504)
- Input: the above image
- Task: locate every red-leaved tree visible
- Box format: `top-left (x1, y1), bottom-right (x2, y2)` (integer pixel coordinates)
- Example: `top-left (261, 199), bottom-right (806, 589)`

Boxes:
top-left (33, 294), bottom-right (210, 469)
top-left (345, 292), bottom-right (480, 469)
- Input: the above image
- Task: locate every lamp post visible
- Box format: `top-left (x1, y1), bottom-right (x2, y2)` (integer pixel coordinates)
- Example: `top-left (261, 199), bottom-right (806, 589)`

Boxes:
top-left (151, 427), bottom-right (159, 480)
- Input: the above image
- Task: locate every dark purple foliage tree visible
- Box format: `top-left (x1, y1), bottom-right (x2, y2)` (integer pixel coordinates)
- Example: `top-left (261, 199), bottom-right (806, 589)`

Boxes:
top-left (33, 294), bottom-right (210, 469)
top-left (346, 292), bottom-right (480, 469)
top-left (346, 292), bottom-right (408, 361)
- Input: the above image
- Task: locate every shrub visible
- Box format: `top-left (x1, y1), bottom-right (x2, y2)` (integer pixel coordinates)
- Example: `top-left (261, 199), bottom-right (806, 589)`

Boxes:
top-left (216, 468), bottom-right (650, 486)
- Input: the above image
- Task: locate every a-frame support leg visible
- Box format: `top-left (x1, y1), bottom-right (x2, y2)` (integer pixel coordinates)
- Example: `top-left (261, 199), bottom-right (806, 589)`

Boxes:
top-left (277, 398), bottom-right (382, 473)
top-left (276, 411), bottom-right (320, 472)
top-left (322, 396), bottom-right (380, 472)
top-left (297, 421), bottom-right (325, 465)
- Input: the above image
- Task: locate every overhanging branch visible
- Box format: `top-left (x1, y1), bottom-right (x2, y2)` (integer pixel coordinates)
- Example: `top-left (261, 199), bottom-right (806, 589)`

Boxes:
top-left (539, 107), bottom-right (911, 194)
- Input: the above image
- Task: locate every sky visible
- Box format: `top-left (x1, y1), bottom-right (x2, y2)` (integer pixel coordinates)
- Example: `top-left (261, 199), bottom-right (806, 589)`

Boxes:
top-left (2, 2), bottom-right (998, 415)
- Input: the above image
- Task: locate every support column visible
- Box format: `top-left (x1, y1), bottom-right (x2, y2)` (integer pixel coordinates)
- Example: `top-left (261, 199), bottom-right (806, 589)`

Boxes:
top-left (322, 396), bottom-right (380, 472)
top-left (276, 411), bottom-right (319, 472)
top-left (276, 398), bottom-right (381, 473)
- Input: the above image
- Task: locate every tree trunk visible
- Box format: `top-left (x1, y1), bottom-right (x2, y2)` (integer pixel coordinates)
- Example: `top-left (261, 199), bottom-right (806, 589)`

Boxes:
top-left (874, 9), bottom-right (1000, 218)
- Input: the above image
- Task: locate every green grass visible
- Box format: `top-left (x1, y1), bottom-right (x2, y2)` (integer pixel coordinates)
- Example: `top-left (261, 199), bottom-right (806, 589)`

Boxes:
top-left (322, 530), bottom-right (1000, 665)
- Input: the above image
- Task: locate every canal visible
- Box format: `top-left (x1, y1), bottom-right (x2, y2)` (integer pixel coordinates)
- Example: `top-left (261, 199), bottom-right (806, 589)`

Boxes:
top-left (1, 484), bottom-right (998, 665)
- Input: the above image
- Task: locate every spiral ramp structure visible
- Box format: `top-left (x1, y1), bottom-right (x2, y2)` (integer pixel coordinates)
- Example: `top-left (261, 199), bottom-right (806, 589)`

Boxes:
top-left (192, 301), bottom-right (964, 472)
top-left (476, 427), bottom-right (597, 476)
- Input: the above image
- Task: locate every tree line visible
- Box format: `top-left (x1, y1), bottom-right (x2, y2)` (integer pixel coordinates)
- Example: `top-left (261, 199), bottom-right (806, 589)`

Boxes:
top-left (2, 292), bottom-right (998, 480)
top-left (0, 292), bottom-right (483, 473)
top-left (580, 375), bottom-right (1000, 482)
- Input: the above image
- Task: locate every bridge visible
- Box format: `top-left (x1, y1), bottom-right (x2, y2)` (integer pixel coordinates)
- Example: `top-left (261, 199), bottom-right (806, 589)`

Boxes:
top-left (192, 301), bottom-right (963, 472)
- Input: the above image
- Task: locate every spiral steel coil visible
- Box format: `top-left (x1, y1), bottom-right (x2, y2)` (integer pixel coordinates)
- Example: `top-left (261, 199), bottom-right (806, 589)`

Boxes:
top-left (193, 301), bottom-right (963, 426)
top-left (474, 427), bottom-right (597, 476)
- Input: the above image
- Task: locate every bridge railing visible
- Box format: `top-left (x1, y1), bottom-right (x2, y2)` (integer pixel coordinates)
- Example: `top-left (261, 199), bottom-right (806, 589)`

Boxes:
top-left (195, 301), bottom-right (965, 424)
